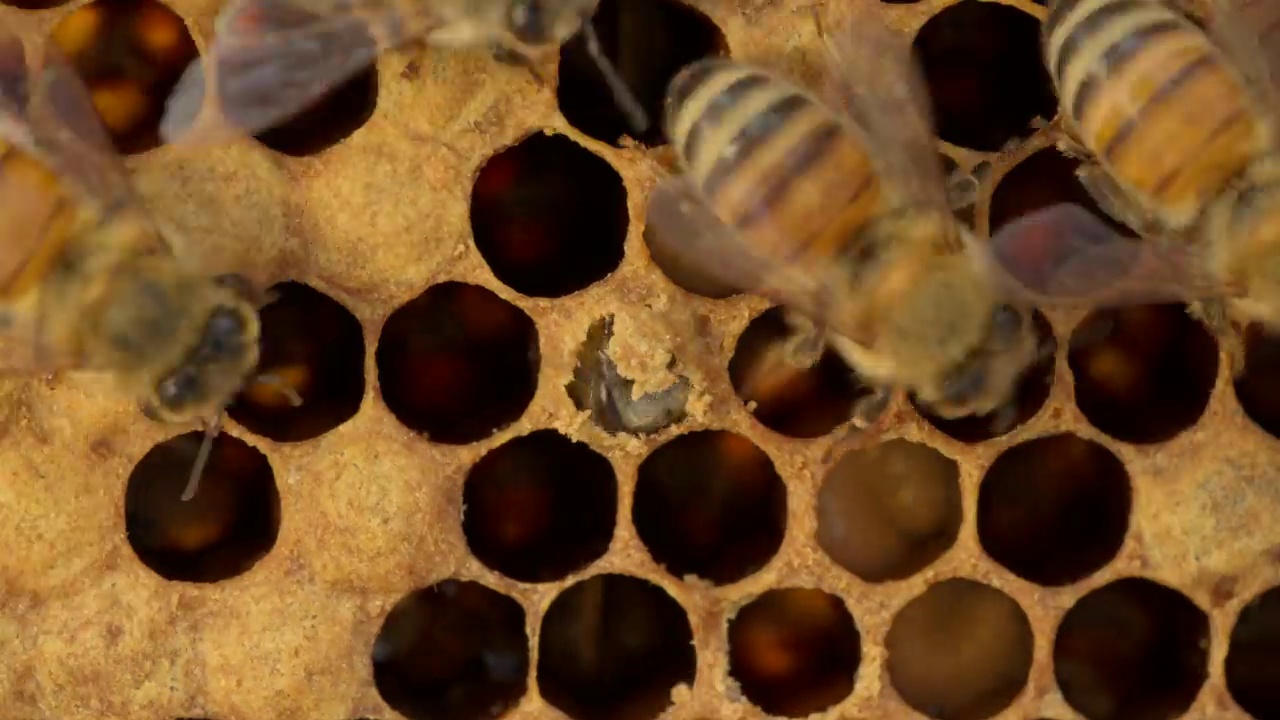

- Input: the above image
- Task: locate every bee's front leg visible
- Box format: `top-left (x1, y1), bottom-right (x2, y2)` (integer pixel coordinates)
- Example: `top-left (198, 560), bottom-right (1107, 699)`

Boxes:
top-left (1189, 298), bottom-right (1246, 376)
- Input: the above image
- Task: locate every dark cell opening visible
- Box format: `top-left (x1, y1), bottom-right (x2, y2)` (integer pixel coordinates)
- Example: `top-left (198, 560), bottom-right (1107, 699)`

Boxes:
top-left (125, 431), bottom-right (280, 583)
top-left (729, 306), bottom-right (879, 439)
top-left (914, 309), bottom-right (1057, 442)
top-left (48, 0), bottom-right (199, 154)
top-left (1069, 304), bottom-right (1218, 444)
top-left (372, 579), bottom-right (529, 720)
top-left (1054, 577), bottom-right (1210, 720)
top-left (978, 433), bottom-right (1130, 587)
top-left (1233, 322), bottom-right (1280, 439)
top-left (912, 0), bottom-right (1057, 152)
top-left (538, 574), bottom-right (696, 720)
top-left (227, 281), bottom-right (365, 442)
top-left (887, 578), bottom-right (1034, 720)
top-left (557, 0), bottom-right (728, 147)
top-left (375, 281), bottom-right (539, 444)
top-left (565, 315), bottom-right (690, 436)
top-left (471, 132), bottom-right (628, 298)
top-left (462, 429), bottom-right (617, 583)
top-left (251, 63), bottom-right (377, 157)
top-left (989, 146), bottom-right (1138, 240)
top-left (633, 430), bottom-right (786, 586)
top-left (1226, 584), bottom-right (1280, 719)
top-left (727, 588), bottom-right (861, 717)
top-left (816, 439), bottom-right (962, 583)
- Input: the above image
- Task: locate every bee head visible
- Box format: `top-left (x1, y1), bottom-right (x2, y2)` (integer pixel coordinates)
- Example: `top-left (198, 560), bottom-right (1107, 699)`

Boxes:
top-left (922, 303), bottom-right (1039, 420)
top-left (143, 304), bottom-right (260, 423)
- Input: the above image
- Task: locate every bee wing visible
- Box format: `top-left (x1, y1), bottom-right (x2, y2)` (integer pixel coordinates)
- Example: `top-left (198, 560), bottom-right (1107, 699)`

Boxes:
top-left (984, 202), bottom-right (1231, 307)
top-left (813, 2), bottom-right (952, 227)
top-left (1205, 0), bottom-right (1280, 115)
top-left (646, 176), bottom-right (860, 339)
top-left (160, 0), bottom-right (389, 145)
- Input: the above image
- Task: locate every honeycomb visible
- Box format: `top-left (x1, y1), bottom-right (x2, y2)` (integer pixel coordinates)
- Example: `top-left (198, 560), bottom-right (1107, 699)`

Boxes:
top-left (4, 0), bottom-right (1280, 717)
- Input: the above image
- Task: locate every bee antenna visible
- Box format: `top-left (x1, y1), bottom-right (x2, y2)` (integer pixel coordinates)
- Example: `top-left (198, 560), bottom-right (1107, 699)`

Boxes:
top-left (578, 19), bottom-right (650, 137)
top-left (253, 371), bottom-right (304, 407)
top-left (181, 412), bottom-right (224, 502)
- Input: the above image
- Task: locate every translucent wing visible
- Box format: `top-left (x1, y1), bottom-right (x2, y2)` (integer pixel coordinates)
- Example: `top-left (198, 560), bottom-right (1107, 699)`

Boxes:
top-left (646, 176), bottom-right (870, 342)
top-left (813, 2), bottom-right (952, 233)
top-left (1205, 0), bottom-right (1280, 116)
top-left (985, 203), bottom-right (1231, 307)
top-left (160, 0), bottom-right (390, 145)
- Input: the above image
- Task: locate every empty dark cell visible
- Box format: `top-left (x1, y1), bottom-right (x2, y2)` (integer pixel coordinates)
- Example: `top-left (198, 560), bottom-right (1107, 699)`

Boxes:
top-left (566, 316), bottom-right (690, 436)
top-left (816, 439), bottom-right (962, 583)
top-left (125, 431), bottom-right (280, 583)
top-left (48, 0), bottom-right (199, 154)
top-left (538, 574), bottom-right (696, 720)
top-left (887, 578), bottom-right (1034, 720)
top-left (989, 147), bottom-right (1138, 241)
top-left (1054, 577), bottom-right (1210, 720)
top-left (463, 429), bottom-right (617, 583)
top-left (251, 63), bottom-right (377, 156)
top-left (729, 306), bottom-right (879, 439)
top-left (634, 430), bottom-right (786, 586)
top-left (1069, 304), bottom-right (1218, 444)
top-left (226, 281), bottom-right (365, 442)
top-left (914, 309), bottom-right (1057, 443)
top-left (1233, 323), bottom-right (1280, 439)
top-left (1226, 585), bottom-right (1280, 719)
top-left (978, 433), bottom-right (1130, 587)
top-left (727, 588), bottom-right (861, 717)
top-left (912, 0), bottom-right (1057, 152)
top-left (471, 132), bottom-right (627, 298)
top-left (375, 282), bottom-right (539, 444)
top-left (557, 0), bottom-right (727, 147)
top-left (372, 579), bottom-right (529, 720)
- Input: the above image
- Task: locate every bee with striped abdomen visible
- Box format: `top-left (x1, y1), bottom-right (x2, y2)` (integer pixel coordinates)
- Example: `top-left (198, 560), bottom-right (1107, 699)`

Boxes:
top-left (989, 0), bottom-right (1280, 368)
top-left (160, 0), bottom-right (648, 145)
top-left (0, 30), bottom-right (297, 501)
top-left (644, 4), bottom-right (1049, 430)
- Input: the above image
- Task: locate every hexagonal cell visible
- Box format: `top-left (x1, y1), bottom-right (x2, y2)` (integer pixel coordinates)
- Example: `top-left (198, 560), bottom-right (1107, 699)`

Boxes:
top-left (886, 578), bottom-right (1034, 720)
top-left (375, 281), bottom-right (539, 443)
top-left (1068, 304), bottom-right (1218, 444)
top-left (125, 431), bottom-right (280, 583)
top-left (989, 146), bottom-right (1138, 241)
top-left (729, 306), bottom-right (880, 439)
top-left (816, 439), bottom-right (962, 583)
top-left (634, 430), bottom-right (786, 585)
top-left (462, 429), bottom-right (617, 583)
top-left (913, 309), bottom-right (1057, 443)
top-left (557, 0), bottom-right (727, 147)
top-left (978, 434), bottom-right (1130, 587)
top-left (912, 0), bottom-right (1057, 152)
top-left (727, 588), bottom-right (861, 717)
top-left (1054, 577), bottom-right (1210, 720)
top-left (565, 315), bottom-right (690, 436)
top-left (1233, 323), bottom-right (1280, 439)
top-left (372, 579), bottom-right (528, 720)
top-left (1226, 584), bottom-right (1280, 719)
top-left (48, 0), bottom-right (198, 154)
top-left (470, 132), bottom-right (628, 298)
top-left (226, 281), bottom-right (364, 442)
top-left (538, 573), bottom-right (696, 720)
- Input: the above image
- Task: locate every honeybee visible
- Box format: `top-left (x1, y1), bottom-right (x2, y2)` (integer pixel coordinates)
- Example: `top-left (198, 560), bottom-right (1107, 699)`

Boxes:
top-left (644, 4), bottom-right (1050, 429)
top-left (989, 0), bottom-right (1280, 367)
top-left (159, 0), bottom-right (648, 145)
top-left (0, 30), bottom-right (296, 502)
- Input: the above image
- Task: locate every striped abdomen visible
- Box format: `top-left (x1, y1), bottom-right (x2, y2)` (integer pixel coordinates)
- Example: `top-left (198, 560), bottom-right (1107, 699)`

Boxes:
top-left (1044, 0), bottom-right (1267, 227)
top-left (0, 141), bottom-right (82, 301)
top-left (664, 59), bottom-right (884, 270)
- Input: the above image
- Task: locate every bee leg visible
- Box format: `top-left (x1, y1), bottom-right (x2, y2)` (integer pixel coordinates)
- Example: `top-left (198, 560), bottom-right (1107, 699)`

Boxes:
top-left (851, 385), bottom-right (892, 428)
top-left (945, 167), bottom-right (980, 212)
top-left (779, 310), bottom-right (826, 369)
top-left (1074, 163), bottom-right (1159, 236)
top-left (490, 44), bottom-right (550, 88)
top-left (1189, 298), bottom-right (1247, 375)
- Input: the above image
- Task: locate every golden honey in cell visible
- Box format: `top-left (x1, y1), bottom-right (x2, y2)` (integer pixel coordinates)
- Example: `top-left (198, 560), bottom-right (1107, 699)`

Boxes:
top-left (0, 32), bottom-right (296, 502)
top-left (160, 0), bottom-right (647, 145)
top-left (645, 5), bottom-right (1045, 426)
top-left (989, 0), bottom-right (1280, 359)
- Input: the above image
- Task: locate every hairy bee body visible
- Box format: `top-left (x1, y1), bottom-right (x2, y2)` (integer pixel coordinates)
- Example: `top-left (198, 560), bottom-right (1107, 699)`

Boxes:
top-left (661, 59), bottom-right (1040, 419)
top-left (1044, 0), bottom-right (1268, 230)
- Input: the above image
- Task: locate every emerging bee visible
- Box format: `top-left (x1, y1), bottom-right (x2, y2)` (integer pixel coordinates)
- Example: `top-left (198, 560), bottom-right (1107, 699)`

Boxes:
top-left (160, 0), bottom-right (647, 145)
top-left (992, 0), bottom-right (1280, 366)
top-left (644, 4), bottom-right (1048, 429)
top-left (0, 30), bottom-right (296, 502)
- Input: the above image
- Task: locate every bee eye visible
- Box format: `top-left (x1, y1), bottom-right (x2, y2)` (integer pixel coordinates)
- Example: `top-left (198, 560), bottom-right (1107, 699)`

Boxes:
top-left (991, 304), bottom-right (1022, 343)
top-left (158, 368), bottom-right (201, 409)
top-left (510, 0), bottom-right (546, 43)
top-left (203, 306), bottom-right (245, 357)
top-left (941, 363), bottom-right (987, 407)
